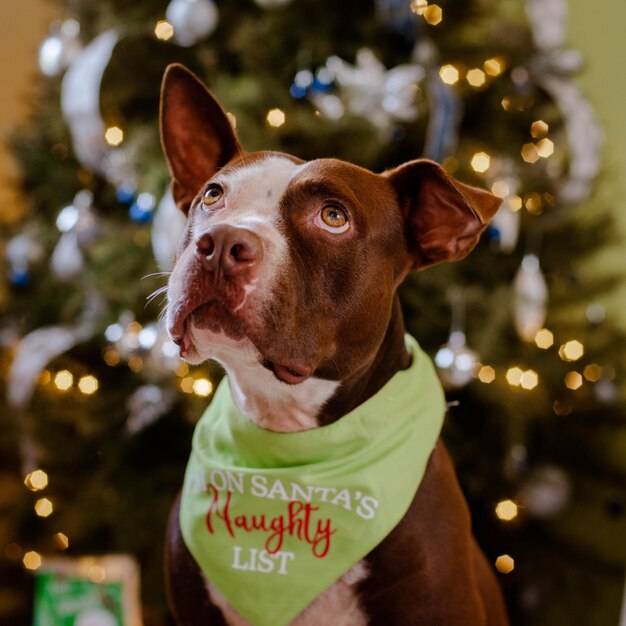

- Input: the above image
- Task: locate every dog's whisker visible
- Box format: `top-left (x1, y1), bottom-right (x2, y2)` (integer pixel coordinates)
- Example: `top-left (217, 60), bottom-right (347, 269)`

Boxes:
top-left (142, 271), bottom-right (172, 280)
top-left (146, 285), bottom-right (169, 305)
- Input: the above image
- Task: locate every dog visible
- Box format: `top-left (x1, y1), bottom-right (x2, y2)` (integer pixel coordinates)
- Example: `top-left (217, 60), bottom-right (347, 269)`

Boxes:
top-left (160, 63), bottom-right (510, 626)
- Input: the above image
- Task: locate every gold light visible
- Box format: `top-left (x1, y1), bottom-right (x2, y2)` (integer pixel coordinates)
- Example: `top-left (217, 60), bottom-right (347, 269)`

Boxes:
top-left (535, 328), bottom-right (554, 349)
top-left (439, 65), bottom-right (459, 85)
top-left (53, 532), bottom-right (69, 550)
top-left (478, 365), bottom-right (496, 384)
top-left (466, 68), bottom-right (486, 87)
top-left (180, 376), bottom-right (195, 394)
top-left (530, 120), bottom-right (549, 138)
top-left (410, 0), bottom-right (428, 15)
top-left (423, 4), bottom-right (443, 24)
top-left (266, 108), bottom-right (286, 128)
top-left (565, 371), bottom-right (583, 390)
top-left (78, 375), bottom-right (99, 395)
top-left (104, 126), bottom-right (124, 147)
top-left (103, 349), bottom-right (120, 366)
top-left (520, 369), bottom-right (539, 390)
top-left (553, 399), bottom-right (572, 416)
top-left (525, 192), bottom-right (543, 214)
top-left (495, 554), bottom-right (515, 574)
top-left (23, 551), bottom-right (42, 571)
top-left (154, 20), bottom-right (174, 41)
top-left (128, 356), bottom-right (143, 372)
top-left (35, 497), bottom-right (54, 518)
top-left (506, 367), bottom-right (524, 387)
top-left (508, 195), bottom-right (523, 211)
top-left (193, 378), bottom-right (213, 397)
top-left (470, 152), bottom-right (491, 173)
top-left (495, 500), bottom-right (518, 521)
top-left (175, 363), bottom-right (189, 377)
top-left (54, 370), bottom-right (73, 391)
top-left (484, 58), bottom-right (505, 76)
top-left (38, 370), bottom-right (51, 385)
top-left (88, 564), bottom-right (106, 583)
top-left (491, 181), bottom-right (510, 198)
top-left (583, 363), bottom-right (602, 382)
top-left (521, 143), bottom-right (540, 164)
top-left (559, 340), bottom-right (584, 362)
top-left (537, 138), bottom-right (554, 158)
top-left (24, 469), bottom-right (48, 492)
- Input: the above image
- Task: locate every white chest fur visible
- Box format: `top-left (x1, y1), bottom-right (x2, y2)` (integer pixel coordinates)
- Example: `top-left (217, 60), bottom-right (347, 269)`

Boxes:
top-left (203, 560), bottom-right (369, 626)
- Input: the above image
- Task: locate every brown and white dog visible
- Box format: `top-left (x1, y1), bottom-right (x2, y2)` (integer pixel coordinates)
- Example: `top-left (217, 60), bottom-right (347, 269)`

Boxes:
top-left (160, 64), bottom-right (510, 626)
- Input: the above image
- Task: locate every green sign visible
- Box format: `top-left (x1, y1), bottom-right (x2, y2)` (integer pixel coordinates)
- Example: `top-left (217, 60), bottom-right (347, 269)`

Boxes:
top-left (33, 572), bottom-right (124, 626)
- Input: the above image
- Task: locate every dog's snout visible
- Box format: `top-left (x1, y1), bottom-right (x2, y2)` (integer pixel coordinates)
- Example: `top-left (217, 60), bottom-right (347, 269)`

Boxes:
top-left (194, 225), bottom-right (263, 276)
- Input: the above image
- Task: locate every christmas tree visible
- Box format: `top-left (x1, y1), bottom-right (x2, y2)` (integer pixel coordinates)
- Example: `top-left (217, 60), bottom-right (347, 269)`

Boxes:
top-left (1, 0), bottom-right (625, 624)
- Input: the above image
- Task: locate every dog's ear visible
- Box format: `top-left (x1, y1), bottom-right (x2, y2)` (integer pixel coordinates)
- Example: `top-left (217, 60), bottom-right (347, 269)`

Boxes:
top-left (160, 64), bottom-right (241, 214)
top-left (385, 159), bottom-right (502, 269)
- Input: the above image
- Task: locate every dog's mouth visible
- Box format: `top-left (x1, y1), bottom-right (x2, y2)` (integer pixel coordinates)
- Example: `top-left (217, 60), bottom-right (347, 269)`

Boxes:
top-left (170, 302), bottom-right (313, 385)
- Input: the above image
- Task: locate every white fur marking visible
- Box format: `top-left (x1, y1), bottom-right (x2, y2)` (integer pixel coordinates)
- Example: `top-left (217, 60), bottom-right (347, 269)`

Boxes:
top-left (203, 561), bottom-right (369, 626)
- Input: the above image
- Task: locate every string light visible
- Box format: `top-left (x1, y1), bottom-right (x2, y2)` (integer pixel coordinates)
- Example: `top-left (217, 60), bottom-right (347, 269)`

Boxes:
top-left (564, 371), bottom-right (583, 390)
top-left (78, 375), bottom-right (99, 395)
top-left (154, 20), bottom-right (174, 41)
top-left (38, 370), bottom-right (51, 385)
top-left (534, 328), bottom-right (554, 349)
top-left (506, 367), bottom-right (523, 386)
top-left (559, 340), bottom-right (584, 362)
top-left (103, 349), bottom-right (120, 366)
top-left (537, 138), bottom-right (554, 158)
top-left (193, 378), bottom-right (213, 397)
top-left (508, 195), bottom-right (523, 211)
top-left (54, 370), bottom-right (73, 391)
top-left (521, 143), bottom-right (540, 164)
top-left (495, 500), bottom-right (518, 521)
top-left (35, 497), bottom-right (54, 518)
top-left (24, 469), bottom-right (48, 491)
top-left (175, 362), bottom-right (189, 377)
top-left (478, 365), bottom-right (495, 384)
top-left (470, 152), bottom-right (490, 173)
top-left (583, 363), bottom-right (602, 382)
top-left (23, 551), bottom-right (42, 571)
top-left (530, 120), bottom-right (549, 138)
top-left (180, 377), bottom-right (195, 393)
top-left (483, 58), bottom-right (505, 76)
top-left (439, 65), bottom-right (459, 85)
top-left (495, 554), bottom-right (515, 573)
top-left (466, 68), bottom-right (486, 87)
top-left (423, 4), bottom-right (443, 25)
top-left (553, 398), bottom-right (572, 416)
top-left (410, 0), bottom-right (428, 15)
top-left (128, 356), bottom-right (143, 372)
top-left (53, 532), bottom-right (69, 550)
top-left (88, 565), bottom-right (106, 583)
top-left (266, 108), bottom-right (286, 128)
top-left (104, 126), bottom-right (124, 147)
top-left (524, 192), bottom-right (542, 214)
top-left (520, 369), bottom-right (538, 390)
top-left (491, 180), bottom-right (510, 198)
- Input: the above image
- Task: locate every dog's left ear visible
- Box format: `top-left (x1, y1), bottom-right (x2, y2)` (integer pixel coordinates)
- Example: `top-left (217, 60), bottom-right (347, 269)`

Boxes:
top-left (160, 64), bottom-right (241, 213)
top-left (385, 159), bottom-right (502, 269)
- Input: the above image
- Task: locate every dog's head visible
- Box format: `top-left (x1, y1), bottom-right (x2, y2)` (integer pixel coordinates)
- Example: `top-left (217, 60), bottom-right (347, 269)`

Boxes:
top-left (160, 64), bottom-right (500, 428)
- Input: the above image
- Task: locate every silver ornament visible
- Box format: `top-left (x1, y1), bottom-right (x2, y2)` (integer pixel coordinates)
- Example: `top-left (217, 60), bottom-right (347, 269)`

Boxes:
top-left (518, 465), bottom-right (571, 518)
top-left (513, 254), bottom-right (548, 342)
top-left (166, 0), bottom-right (219, 47)
top-left (323, 49), bottom-right (424, 131)
top-left (126, 385), bottom-right (175, 435)
top-left (435, 330), bottom-right (478, 389)
top-left (151, 189), bottom-right (187, 271)
top-left (489, 176), bottom-right (521, 253)
top-left (61, 29), bottom-right (119, 176)
top-left (38, 19), bottom-right (82, 77)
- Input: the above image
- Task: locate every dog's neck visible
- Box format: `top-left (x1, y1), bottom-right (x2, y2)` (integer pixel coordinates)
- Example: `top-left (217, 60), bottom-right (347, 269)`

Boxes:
top-left (218, 296), bottom-right (410, 433)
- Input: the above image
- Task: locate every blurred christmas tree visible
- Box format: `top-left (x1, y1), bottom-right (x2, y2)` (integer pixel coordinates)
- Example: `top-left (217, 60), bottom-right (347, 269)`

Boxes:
top-left (1, 0), bottom-right (625, 624)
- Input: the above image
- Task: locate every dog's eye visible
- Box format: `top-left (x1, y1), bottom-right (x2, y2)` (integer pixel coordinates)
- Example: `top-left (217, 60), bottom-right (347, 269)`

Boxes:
top-left (317, 205), bottom-right (349, 234)
top-left (202, 184), bottom-right (223, 207)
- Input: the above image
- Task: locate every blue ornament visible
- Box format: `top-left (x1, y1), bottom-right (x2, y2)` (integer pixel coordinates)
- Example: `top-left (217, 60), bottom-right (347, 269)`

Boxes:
top-left (9, 267), bottom-right (30, 287)
top-left (116, 182), bottom-right (136, 204)
top-left (289, 83), bottom-right (307, 99)
top-left (129, 192), bottom-right (156, 223)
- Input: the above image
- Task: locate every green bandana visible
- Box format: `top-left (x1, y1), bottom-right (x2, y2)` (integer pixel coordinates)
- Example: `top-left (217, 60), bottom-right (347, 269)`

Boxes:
top-left (180, 335), bottom-right (445, 626)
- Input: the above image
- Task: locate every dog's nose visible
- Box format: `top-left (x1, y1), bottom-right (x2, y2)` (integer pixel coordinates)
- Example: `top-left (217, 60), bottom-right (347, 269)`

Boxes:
top-left (194, 225), bottom-right (263, 276)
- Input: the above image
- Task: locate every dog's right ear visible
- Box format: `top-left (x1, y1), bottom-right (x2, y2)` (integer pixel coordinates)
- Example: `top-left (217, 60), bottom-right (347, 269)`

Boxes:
top-left (160, 64), bottom-right (241, 214)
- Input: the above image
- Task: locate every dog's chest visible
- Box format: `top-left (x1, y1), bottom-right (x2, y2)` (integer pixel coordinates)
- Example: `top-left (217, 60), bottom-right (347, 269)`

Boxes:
top-left (203, 561), bottom-right (369, 626)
